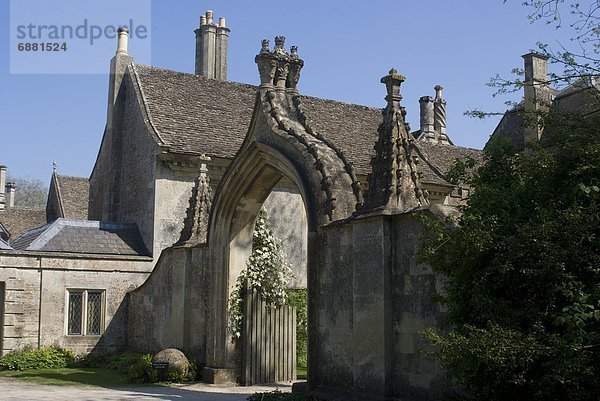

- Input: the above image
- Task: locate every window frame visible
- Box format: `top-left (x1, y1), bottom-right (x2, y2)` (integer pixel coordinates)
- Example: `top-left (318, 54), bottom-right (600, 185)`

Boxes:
top-left (66, 289), bottom-right (105, 336)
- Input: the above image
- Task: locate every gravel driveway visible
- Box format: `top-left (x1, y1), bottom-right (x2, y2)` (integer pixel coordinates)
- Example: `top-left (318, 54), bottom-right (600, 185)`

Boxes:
top-left (0, 377), bottom-right (292, 401)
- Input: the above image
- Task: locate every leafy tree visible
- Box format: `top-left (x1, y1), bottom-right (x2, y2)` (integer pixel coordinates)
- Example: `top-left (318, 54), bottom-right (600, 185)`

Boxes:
top-left (228, 207), bottom-right (293, 338)
top-left (5, 176), bottom-right (48, 209)
top-left (420, 112), bottom-right (600, 400)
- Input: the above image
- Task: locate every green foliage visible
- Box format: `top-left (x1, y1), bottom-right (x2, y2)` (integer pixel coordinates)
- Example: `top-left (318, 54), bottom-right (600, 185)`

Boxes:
top-left (420, 113), bottom-right (600, 400)
top-left (76, 351), bottom-right (143, 373)
top-left (286, 288), bottom-right (308, 366)
top-left (247, 390), bottom-right (323, 401)
top-left (128, 354), bottom-right (158, 384)
top-left (229, 207), bottom-right (293, 337)
top-left (0, 347), bottom-right (75, 371)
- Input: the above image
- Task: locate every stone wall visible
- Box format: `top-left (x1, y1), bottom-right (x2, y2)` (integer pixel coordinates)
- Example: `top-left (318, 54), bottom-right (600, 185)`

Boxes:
top-left (0, 251), bottom-right (152, 356)
top-left (263, 183), bottom-right (308, 289)
top-left (309, 211), bottom-right (448, 401)
top-left (128, 245), bottom-right (209, 360)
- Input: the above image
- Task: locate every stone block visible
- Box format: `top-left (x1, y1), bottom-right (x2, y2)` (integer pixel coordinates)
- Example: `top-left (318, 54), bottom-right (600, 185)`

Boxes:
top-left (4, 302), bottom-right (23, 314)
top-left (203, 367), bottom-right (237, 384)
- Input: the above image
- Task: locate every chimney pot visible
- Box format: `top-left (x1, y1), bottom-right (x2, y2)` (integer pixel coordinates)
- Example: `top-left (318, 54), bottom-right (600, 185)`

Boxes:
top-left (0, 165), bottom-right (6, 210)
top-left (200, 15), bottom-right (207, 26)
top-left (219, 17), bottom-right (226, 28)
top-left (206, 10), bottom-right (214, 25)
top-left (5, 182), bottom-right (15, 208)
top-left (116, 27), bottom-right (129, 55)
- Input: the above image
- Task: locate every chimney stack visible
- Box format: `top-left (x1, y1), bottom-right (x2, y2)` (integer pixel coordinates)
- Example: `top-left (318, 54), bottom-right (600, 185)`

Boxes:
top-left (419, 96), bottom-right (435, 141)
top-left (522, 52), bottom-right (550, 143)
top-left (0, 165), bottom-right (6, 210)
top-left (106, 27), bottom-right (133, 130)
top-left (5, 182), bottom-right (15, 208)
top-left (433, 85), bottom-right (449, 144)
top-left (195, 10), bottom-right (229, 79)
top-left (417, 86), bottom-right (450, 144)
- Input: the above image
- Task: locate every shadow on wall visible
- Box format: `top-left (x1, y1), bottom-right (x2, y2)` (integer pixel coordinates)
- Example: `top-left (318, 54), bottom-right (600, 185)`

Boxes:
top-left (86, 296), bottom-right (130, 355)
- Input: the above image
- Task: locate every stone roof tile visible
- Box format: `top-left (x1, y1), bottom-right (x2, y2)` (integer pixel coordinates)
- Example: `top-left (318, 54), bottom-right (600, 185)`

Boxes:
top-left (56, 175), bottom-right (90, 219)
top-left (132, 64), bottom-right (480, 186)
top-left (0, 207), bottom-right (47, 241)
top-left (11, 219), bottom-right (149, 256)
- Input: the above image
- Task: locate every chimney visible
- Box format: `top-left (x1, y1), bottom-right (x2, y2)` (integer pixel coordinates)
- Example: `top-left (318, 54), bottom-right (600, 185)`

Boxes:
top-left (5, 182), bottom-right (15, 208)
top-left (0, 165), bottom-right (6, 210)
top-left (215, 18), bottom-right (230, 80)
top-left (522, 52), bottom-right (550, 143)
top-left (106, 27), bottom-right (133, 130)
top-left (419, 96), bottom-right (435, 142)
top-left (433, 85), bottom-right (449, 144)
top-left (195, 10), bottom-right (229, 79)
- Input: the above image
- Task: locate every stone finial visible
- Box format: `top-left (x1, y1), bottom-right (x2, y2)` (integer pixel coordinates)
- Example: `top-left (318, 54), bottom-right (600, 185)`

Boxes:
top-left (256, 36), bottom-right (303, 91)
top-left (260, 39), bottom-right (270, 54)
top-left (380, 69), bottom-right (406, 111)
top-left (177, 155), bottom-right (213, 246)
top-left (361, 69), bottom-right (429, 214)
top-left (52, 160), bottom-right (57, 172)
top-left (290, 46), bottom-right (299, 59)
top-left (274, 36), bottom-right (287, 55)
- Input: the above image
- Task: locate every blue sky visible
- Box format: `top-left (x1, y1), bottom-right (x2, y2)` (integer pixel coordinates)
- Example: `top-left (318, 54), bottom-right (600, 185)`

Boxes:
top-left (0, 0), bottom-right (572, 182)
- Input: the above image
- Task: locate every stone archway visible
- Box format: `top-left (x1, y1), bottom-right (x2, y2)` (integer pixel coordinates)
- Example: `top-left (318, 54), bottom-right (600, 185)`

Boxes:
top-left (203, 37), bottom-right (362, 381)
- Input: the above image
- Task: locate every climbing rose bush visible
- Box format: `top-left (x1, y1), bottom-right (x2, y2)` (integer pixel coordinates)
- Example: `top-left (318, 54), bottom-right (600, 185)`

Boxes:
top-left (228, 207), bottom-right (293, 337)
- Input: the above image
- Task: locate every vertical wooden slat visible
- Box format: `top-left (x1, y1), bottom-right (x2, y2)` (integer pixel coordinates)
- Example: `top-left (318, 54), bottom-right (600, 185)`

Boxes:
top-left (242, 280), bottom-right (252, 385)
top-left (292, 305), bottom-right (297, 381)
top-left (242, 288), bottom-right (297, 385)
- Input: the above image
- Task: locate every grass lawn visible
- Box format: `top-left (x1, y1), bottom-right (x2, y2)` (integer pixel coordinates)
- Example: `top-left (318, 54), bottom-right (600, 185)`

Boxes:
top-left (0, 368), bottom-right (132, 387)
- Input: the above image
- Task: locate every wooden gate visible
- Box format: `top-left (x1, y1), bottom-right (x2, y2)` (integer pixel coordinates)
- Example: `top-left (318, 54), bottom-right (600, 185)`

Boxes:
top-left (242, 280), bottom-right (296, 385)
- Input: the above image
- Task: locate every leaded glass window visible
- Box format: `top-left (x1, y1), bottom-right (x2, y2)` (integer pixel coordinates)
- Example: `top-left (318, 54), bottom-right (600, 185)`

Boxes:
top-left (67, 290), bottom-right (104, 336)
top-left (68, 292), bottom-right (83, 335)
top-left (86, 292), bottom-right (102, 335)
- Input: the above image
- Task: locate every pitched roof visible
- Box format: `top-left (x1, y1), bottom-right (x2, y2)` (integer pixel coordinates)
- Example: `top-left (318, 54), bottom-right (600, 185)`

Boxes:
top-left (55, 175), bottom-right (90, 219)
top-left (11, 219), bottom-right (149, 256)
top-left (132, 64), bottom-right (479, 185)
top-left (0, 207), bottom-right (47, 242)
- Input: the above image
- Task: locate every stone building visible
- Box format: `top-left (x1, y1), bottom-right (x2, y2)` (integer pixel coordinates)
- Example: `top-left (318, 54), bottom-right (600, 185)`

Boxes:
top-left (490, 52), bottom-right (600, 150)
top-left (0, 8), bottom-right (502, 400)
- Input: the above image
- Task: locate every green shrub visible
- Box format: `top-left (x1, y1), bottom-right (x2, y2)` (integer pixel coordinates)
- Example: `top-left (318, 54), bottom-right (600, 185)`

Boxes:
top-left (0, 346), bottom-right (75, 371)
top-left (76, 351), bottom-right (143, 373)
top-left (286, 288), bottom-right (308, 366)
top-left (128, 354), bottom-right (157, 383)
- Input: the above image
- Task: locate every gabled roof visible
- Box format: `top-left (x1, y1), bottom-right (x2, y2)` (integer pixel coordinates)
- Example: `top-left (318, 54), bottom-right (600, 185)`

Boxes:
top-left (50, 173), bottom-right (90, 220)
top-left (11, 219), bottom-right (149, 256)
top-left (130, 64), bottom-right (480, 186)
top-left (0, 207), bottom-right (47, 242)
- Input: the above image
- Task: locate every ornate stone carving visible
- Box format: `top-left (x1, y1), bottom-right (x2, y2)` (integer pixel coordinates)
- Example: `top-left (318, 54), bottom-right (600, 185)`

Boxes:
top-left (176, 156), bottom-right (213, 246)
top-left (273, 36), bottom-right (287, 55)
top-left (256, 37), bottom-right (304, 91)
top-left (361, 69), bottom-right (429, 213)
top-left (260, 39), bottom-right (270, 54)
